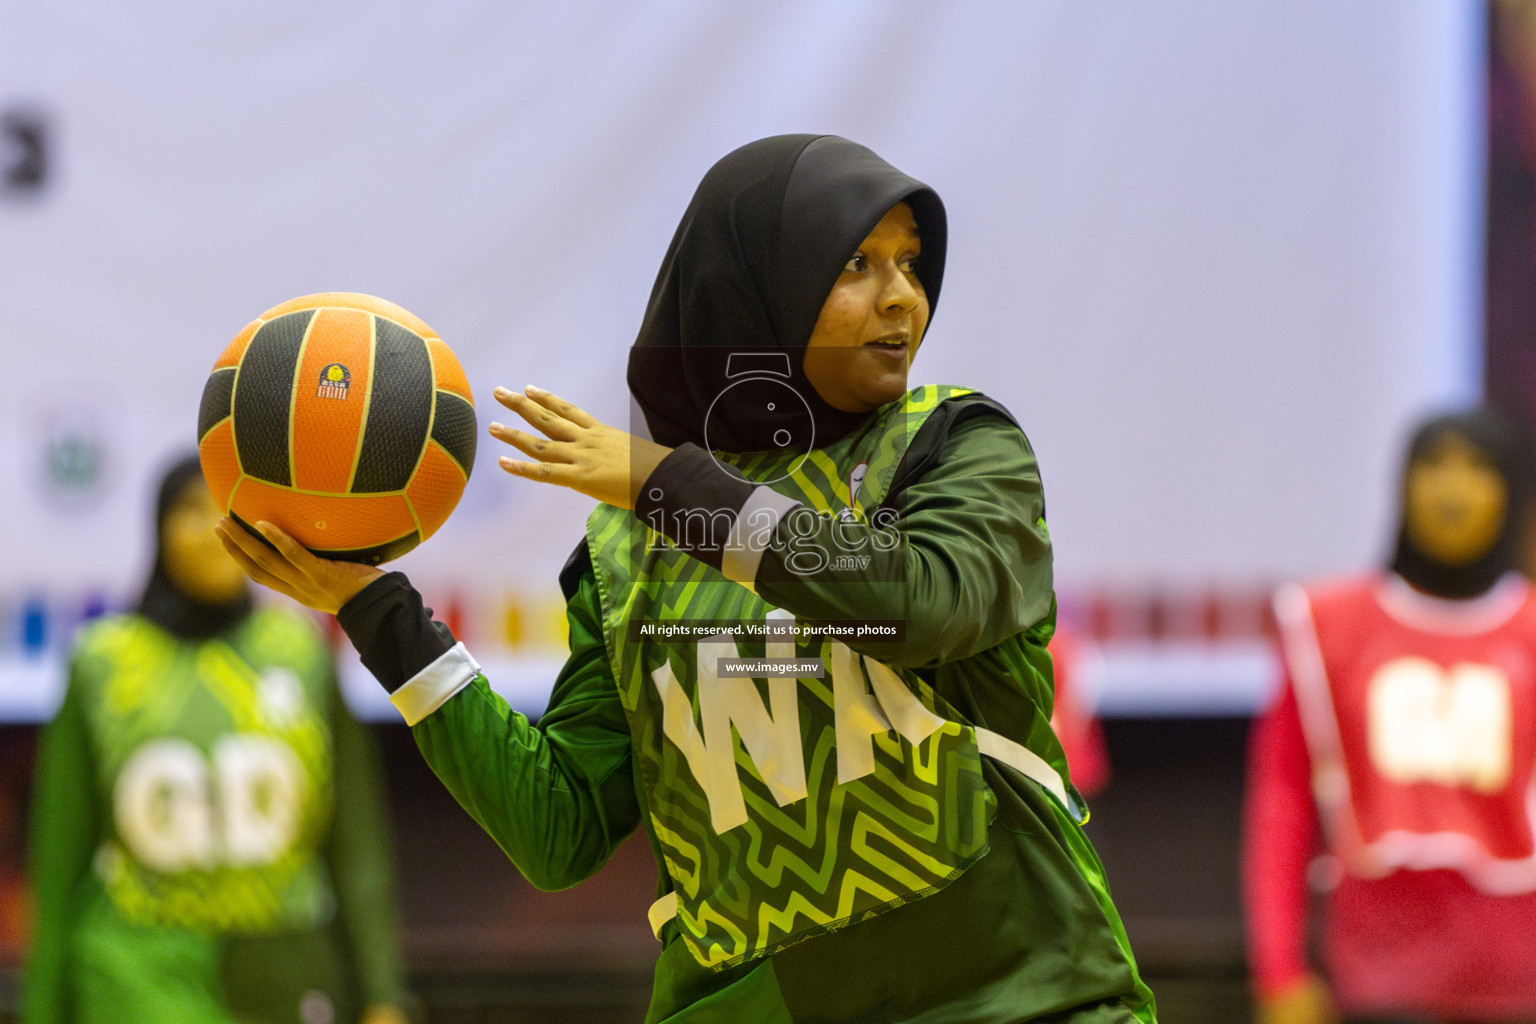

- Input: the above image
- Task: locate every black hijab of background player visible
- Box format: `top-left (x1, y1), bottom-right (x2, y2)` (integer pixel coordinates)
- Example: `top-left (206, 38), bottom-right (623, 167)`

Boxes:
top-left (137, 454), bottom-right (252, 639)
top-left (627, 134), bottom-right (947, 453)
top-left (1389, 405), bottom-right (1534, 599)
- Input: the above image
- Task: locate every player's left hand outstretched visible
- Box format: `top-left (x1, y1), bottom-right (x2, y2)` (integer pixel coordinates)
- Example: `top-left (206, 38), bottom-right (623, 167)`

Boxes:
top-left (215, 518), bottom-right (383, 615)
top-left (490, 385), bottom-right (670, 510)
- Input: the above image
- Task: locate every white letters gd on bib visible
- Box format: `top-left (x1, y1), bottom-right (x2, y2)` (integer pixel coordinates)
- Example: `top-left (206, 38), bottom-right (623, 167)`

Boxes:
top-left (113, 734), bottom-right (306, 872)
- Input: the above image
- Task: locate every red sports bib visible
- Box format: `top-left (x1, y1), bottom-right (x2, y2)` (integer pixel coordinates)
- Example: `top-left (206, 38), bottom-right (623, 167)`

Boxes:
top-left (1276, 575), bottom-right (1536, 893)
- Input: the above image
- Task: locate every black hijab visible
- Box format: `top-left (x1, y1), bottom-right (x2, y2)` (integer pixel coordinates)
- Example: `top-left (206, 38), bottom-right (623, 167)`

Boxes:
top-left (1388, 406), bottom-right (1533, 599)
top-left (627, 134), bottom-right (947, 452)
top-left (137, 454), bottom-right (252, 638)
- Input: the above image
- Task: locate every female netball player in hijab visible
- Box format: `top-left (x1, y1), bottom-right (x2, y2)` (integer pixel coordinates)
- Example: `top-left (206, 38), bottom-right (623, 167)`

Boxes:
top-left (1244, 407), bottom-right (1536, 1024)
top-left (219, 134), bottom-right (1157, 1023)
top-left (25, 456), bottom-right (408, 1024)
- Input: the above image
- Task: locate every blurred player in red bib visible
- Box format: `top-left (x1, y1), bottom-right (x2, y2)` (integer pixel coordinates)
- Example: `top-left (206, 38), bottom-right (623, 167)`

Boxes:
top-left (1244, 406), bottom-right (1536, 1024)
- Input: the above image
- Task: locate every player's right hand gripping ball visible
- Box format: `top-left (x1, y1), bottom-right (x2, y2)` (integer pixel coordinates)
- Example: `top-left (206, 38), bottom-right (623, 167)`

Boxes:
top-left (198, 292), bottom-right (476, 564)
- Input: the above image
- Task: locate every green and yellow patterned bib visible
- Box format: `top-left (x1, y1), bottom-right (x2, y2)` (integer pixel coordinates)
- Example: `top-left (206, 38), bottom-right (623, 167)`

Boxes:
top-left (72, 608), bottom-right (336, 934)
top-left (588, 386), bottom-right (1001, 969)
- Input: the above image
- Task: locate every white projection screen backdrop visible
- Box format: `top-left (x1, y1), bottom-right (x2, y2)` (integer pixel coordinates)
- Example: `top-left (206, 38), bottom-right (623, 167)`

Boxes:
top-left (0, 2), bottom-right (1484, 716)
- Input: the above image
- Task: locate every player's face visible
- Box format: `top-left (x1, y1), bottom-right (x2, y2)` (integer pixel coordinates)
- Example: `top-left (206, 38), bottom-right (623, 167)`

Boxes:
top-left (802, 202), bottom-right (929, 413)
top-left (162, 480), bottom-right (247, 603)
top-left (1404, 433), bottom-right (1509, 567)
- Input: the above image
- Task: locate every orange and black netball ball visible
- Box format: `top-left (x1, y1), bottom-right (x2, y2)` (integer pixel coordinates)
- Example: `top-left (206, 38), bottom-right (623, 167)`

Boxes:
top-left (197, 292), bottom-right (475, 564)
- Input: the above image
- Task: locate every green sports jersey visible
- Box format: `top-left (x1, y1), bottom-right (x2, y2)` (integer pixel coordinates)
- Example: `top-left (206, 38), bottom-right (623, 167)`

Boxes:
top-left (588, 386), bottom-right (1006, 968)
top-left (407, 388), bottom-right (1156, 1022)
top-left (24, 606), bottom-right (404, 1024)
top-left (77, 610), bottom-right (335, 932)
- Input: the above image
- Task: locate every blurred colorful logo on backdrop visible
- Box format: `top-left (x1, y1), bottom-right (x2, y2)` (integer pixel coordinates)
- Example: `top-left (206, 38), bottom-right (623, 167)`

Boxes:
top-left (29, 406), bottom-right (112, 511)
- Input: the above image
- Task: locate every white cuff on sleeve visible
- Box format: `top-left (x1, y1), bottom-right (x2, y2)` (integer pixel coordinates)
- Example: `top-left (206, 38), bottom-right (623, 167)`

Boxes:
top-left (721, 486), bottom-right (801, 584)
top-left (390, 641), bottom-right (482, 726)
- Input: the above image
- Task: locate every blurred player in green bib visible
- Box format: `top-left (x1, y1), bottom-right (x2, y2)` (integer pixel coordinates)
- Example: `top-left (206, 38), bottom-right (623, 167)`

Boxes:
top-left (219, 135), bottom-right (1157, 1023)
top-left (24, 456), bottom-right (408, 1024)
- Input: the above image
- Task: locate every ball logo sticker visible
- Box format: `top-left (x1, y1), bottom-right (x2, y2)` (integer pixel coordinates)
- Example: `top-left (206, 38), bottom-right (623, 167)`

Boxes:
top-left (316, 363), bottom-right (351, 400)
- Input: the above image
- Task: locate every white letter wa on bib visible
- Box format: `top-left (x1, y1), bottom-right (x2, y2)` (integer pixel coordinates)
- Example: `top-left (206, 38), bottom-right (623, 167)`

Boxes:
top-left (653, 611), bottom-right (950, 834)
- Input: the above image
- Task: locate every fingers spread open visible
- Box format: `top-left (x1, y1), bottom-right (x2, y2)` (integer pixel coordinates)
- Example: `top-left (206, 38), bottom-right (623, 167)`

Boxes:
top-left (221, 519), bottom-right (309, 584)
top-left (493, 388), bottom-right (581, 441)
top-left (523, 385), bottom-right (599, 429)
top-left (489, 423), bottom-right (573, 463)
top-left (498, 456), bottom-right (573, 484)
top-left (217, 525), bottom-right (298, 598)
top-left (253, 521), bottom-right (327, 580)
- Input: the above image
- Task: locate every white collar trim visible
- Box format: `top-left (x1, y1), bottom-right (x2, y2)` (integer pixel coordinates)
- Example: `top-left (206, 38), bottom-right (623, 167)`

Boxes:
top-left (1375, 572), bottom-right (1529, 635)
